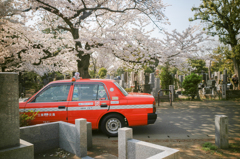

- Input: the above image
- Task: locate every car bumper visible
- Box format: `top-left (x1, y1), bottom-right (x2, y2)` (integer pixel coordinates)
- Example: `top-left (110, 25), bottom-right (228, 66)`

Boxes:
top-left (148, 112), bottom-right (157, 124)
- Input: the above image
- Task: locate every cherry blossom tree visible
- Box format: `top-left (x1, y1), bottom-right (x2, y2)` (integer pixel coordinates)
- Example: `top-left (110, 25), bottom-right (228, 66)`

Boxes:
top-left (26, 0), bottom-right (169, 78)
top-left (111, 25), bottom-right (212, 72)
top-left (157, 26), bottom-right (211, 71)
top-left (0, 1), bottom-right (76, 74)
top-left (0, 0), bottom-right (31, 25)
top-left (0, 17), bottom-right (75, 75)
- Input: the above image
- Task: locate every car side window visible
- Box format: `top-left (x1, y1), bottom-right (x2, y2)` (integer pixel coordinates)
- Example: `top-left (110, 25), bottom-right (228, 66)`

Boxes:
top-left (72, 83), bottom-right (108, 101)
top-left (32, 84), bottom-right (70, 103)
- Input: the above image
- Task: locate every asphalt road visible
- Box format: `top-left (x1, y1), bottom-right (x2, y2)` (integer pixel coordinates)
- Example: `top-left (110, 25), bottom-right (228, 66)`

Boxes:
top-left (93, 101), bottom-right (240, 140)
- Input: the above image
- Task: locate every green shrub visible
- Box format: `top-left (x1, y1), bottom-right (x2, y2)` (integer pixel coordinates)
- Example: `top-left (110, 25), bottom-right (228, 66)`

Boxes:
top-left (98, 67), bottom-right (107, 78)
top-left (144, 67), bottom-right (153, 73)
top-left (20, 110), bottom-right (39, 127)
top-left (125, 88), bottom-right (133, 92)
top-left (182, 73), bottom-right (202, 99)
top-left (159, 65), bottom-right (173, 94)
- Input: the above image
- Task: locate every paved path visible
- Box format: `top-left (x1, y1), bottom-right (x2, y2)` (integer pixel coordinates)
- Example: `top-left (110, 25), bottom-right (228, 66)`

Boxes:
top-left (93, 101), bottom-right (240, 140)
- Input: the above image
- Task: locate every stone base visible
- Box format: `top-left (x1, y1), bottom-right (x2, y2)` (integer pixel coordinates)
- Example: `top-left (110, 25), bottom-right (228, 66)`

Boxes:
top-left (0, 139), bottom-right (34, 159)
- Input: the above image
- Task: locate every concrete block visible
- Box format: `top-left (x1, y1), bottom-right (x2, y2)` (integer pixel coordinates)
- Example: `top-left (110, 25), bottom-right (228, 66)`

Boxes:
top-left (87, 122), bottom-right (92, 149)
top-left (118, 127), bottom-right (133, 159)
top-left (215, 115), bottom-right (229, 149)
top-left (20, 122), bottom-right (59, 153)
top-left (0, 72), bottom-right (20, 150)
top-left (59, 122), bottom-right (77, 155)
top-left (127, 139), bottom-right (179, 159)
top-left (75, 118), bottom-right (87, 157)
top-left (0, 139), bottom-right (34, 159)
top-left (127, 139), bottom-right (163, 159)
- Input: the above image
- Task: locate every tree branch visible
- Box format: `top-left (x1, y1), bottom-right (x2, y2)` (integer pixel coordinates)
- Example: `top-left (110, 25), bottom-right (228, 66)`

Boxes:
top-left (57, 26), bottom-right (71, 32)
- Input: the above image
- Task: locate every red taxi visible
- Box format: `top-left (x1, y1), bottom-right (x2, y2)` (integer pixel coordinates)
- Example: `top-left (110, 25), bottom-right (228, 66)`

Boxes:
top-left (19, 78), bottom-right (157, 136)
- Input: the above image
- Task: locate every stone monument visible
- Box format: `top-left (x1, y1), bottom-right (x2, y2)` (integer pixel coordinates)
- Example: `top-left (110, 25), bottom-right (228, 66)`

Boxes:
top-left (124, 72), bottom-right (128, 84)
top-left (149, 73), bottom-right (155, 90)
top-left (169, 85), bottom-right (174, 102)
top-left (215, 115), bottom-right (229, 149)
top-left (143, 74), bottom-right (151, 93)
top-left (151, 78), bottom-right (160, 97)
top-left (130, 72), bottom-right (135, 87)
top-left (0, 72), bottom-right (34, 159)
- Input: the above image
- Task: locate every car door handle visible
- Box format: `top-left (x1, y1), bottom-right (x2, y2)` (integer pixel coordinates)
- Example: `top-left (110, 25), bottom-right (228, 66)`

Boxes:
top-left (100, 104), bottom-right (108, 107)
top-left (58, 106), bottom-right (66, 109)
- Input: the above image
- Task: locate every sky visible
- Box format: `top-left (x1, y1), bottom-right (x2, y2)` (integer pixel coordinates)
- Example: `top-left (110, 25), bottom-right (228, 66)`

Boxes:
top-left (151, 0), bottom-right (202, 38)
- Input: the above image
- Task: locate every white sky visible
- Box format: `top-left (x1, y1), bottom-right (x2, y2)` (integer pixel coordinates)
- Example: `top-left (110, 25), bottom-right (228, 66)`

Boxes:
top-left (151, 0), bottom-right (202, 38)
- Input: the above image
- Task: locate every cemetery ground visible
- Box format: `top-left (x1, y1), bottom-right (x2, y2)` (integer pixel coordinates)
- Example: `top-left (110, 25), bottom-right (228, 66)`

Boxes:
top-left (34, 101), bottom-right (240, 159)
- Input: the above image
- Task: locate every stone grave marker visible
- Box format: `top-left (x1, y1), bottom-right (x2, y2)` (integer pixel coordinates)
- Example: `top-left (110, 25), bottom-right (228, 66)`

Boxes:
top-left (0, 72), bottom-right (34, 159)
top-left (169, 85), bottom-right (174, 102)
top-left (149, 73), bottom-right (155, 90)
top-left (223, 70), bottom-right (227, 84)
top-left (215, 115), bottom-right (229, 149)
top-left (130, 72), bottom-right (135, 87)
top-left (151, 78), bottom-right (160, 97)
top-left (124, 72), bottom-right (128, 84)
top-left (140, 71), bottom-right (145, 85)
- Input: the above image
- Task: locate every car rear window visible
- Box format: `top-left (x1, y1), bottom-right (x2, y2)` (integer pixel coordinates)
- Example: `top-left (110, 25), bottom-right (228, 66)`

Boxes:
top-left (114, 82), bottom-right (128, 96)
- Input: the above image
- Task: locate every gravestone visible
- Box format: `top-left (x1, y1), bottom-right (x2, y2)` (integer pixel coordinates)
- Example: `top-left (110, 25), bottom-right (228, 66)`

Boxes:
top-left (143, 74), bottom-right (151, 93)
top-left (151, 78), bottom-right (160, 97)
top-left (110, 76), bottom-right (114, 80)
top-left (0, 72), bottom-right (34, 159)
top-left (121, 74), bottom-right (124, 81)
top-left (124, 72), bottom-right (128, 84)
top-left (106, 74), bottom-right (110, 79)
top-left (133, 81), bottom-right (138, 92)
top-left (179, 75), bottom-right (183, 87)
top-left (149, 73), bottom-right (155, 89)
top-left (215, 115), bottom-right (229, 149)
top-left (222, 84), bottom-right (226, 99)
top-left (223, 70), bottom-right (227, 84)
top-left (130, 72), bottom-right (135, 87)
top-left (220, 74), bottom-right (223, 81)
top-left (140, 71), bottom-right (145, 85)
top-left (120, 74), bottom-right (125, 88)
top-left (0, 73), bottom-right (19, 149)
top-left (169, 85), bottom-right (174, 102)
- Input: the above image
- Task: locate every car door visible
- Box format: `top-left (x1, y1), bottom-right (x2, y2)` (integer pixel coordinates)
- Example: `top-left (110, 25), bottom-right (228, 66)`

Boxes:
top-left (25, 83), bottom-right (71, 124)
top-left (68, 82), bottom-right (110, 129)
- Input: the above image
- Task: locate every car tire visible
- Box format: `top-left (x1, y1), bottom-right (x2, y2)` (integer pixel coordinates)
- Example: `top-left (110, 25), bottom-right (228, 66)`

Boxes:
top-left (100, 114), bottom-right (125, 137)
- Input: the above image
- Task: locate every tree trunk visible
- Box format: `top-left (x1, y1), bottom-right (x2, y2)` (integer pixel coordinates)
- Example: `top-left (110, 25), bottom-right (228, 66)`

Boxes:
top-left (1, 67), bottom-right (6, 72)
top-left (233, 57), bottom-right (240, 89)
top-left (72, 28), bottom-right (91, 79)
top-left (77, 54), bottom-right (91, 79)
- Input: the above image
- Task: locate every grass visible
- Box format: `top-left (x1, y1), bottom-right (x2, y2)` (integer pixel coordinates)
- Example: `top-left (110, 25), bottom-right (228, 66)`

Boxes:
top-left (229, 143), bottom-right (240, 153)
top-left (201, 142), bottom-right (240, 156)
top-left (202, 142), bottom-right (222, 155)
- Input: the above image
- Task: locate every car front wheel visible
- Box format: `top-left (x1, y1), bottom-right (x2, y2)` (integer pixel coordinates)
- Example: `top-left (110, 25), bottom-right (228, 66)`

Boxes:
top-left (100, 114), bottom-right (125, 137)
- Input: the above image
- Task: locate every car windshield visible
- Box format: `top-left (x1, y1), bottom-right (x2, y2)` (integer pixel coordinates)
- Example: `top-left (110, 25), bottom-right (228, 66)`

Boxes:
top-left (114, 82), bottom-right (128, 96)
